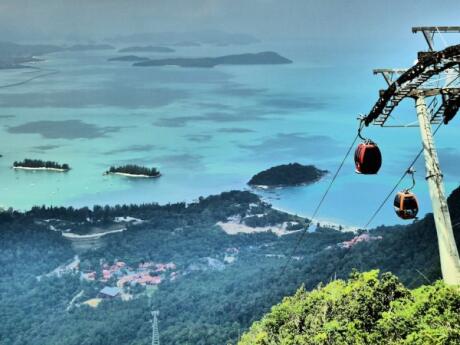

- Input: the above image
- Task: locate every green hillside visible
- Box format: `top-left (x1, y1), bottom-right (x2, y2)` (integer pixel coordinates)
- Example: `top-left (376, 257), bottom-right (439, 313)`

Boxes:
top-left (239, 270), bottom-right (460, 345)
top-left (1, 187), bottom-right (460, 344)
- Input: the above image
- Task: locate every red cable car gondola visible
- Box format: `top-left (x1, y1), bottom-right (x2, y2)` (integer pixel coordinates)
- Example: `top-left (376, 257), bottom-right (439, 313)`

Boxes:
top-left (394, 168), bottom-right (419, 220)
top-left (394, 191), bottom-right (419, 220)
top-left (354, 140), bottom-right (382, 174)
top-left (354, 119), bottom-right (382, 174)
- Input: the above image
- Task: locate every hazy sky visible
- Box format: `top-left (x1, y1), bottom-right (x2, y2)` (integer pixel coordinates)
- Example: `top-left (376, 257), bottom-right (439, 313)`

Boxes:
top-left (0, 0), bottom-right (459, 43)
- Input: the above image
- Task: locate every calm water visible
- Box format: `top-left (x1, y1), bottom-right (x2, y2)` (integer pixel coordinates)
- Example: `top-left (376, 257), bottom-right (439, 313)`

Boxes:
top-left (1, 39), bottom-right (459, 227)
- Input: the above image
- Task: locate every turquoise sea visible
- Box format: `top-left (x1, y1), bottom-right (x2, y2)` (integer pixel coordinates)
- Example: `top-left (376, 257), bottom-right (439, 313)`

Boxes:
top-left (1, 39), bottom-right (459, 227)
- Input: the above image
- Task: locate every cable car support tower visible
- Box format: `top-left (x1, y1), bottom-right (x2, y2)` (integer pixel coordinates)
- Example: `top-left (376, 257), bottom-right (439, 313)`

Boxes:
top-left (364, 26), bottom-right (460, 285)
top-left (151, 310), bottom-right (160, 345)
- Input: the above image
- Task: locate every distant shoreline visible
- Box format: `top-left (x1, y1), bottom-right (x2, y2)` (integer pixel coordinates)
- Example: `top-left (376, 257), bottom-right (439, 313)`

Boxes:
top-left (13, 166), bottom-right (69, 172)
top-left (249, 181), bottom-right (321, 189)
top-left (62, 227), bottom-right (127, 239)
top-left (269, 204), bottom-right (360, 232)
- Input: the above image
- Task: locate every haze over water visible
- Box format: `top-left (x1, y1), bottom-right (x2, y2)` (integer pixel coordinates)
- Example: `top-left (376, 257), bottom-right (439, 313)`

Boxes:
top-left (1, 1), bottom-right (460, 228)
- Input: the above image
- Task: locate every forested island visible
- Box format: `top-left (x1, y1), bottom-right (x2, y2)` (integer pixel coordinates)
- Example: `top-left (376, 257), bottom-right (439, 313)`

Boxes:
top-left (118, 46), bottom-right (175, 53)
top-left (13, 159), bottom-right (70, 171)
top-left (105, 164), bottom-right (161, 178)
top-left (248, 163), bottom-right (328, 187)
top-left (133, 51), bottom-right (292, 68)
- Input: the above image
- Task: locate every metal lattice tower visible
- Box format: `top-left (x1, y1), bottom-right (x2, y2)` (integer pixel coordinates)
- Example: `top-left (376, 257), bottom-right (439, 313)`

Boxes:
top-left (364, 26), bottom-right (460, 285)
top-left (152, 310), bottom-right (160, 345)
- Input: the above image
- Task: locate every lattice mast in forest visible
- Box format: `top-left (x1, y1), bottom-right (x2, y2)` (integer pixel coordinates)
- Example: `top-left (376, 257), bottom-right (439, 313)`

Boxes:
top-left (365, 26), bottom-right (460, 285)
top-left (151, 310), bottom-right (160, 345)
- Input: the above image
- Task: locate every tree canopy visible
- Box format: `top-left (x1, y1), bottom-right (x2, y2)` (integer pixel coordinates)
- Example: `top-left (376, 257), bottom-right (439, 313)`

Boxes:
top-left (13, 158), bottom-right (70, 170)
top-left (239, 270), bottom-right (460, 345)
top-left (106, 164), bottom-right (160, 177)
top-left (248, 163), bottom-right (327, 187)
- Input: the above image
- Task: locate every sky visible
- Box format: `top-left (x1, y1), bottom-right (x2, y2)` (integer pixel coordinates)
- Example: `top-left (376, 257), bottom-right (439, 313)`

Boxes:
top-left (1, 0), bottom-right (460, 44)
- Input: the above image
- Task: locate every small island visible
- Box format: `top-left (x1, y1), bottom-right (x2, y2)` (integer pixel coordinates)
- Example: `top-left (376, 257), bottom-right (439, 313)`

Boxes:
top-left (118, 46), bottom-right (175, 53)
top-left (105, 165), bottom-right (161, 178)
top-left (13, 159), bottom-right (70, 172)
top-left (248, 163), bottom-right (328, 188)
top-left (108, 55), bottom-right (150, 62)
top-left (133, 51), bottom-right (292, 68)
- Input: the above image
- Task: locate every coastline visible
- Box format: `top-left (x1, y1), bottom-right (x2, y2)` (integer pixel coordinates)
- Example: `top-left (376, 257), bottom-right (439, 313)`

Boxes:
top-left (13, 166), bottom-right (69, 172)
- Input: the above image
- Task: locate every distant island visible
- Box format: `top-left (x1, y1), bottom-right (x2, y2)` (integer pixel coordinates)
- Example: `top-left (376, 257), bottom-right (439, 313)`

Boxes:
top-left (13, 159), bottom-right (70, 172)
top-left (133, 51), bottom-right (292, 68)
top-left (118, 46), bottom-right (175, 53)
top-left (105, 165), bottom-right (161, 178)
top-left (108, 55), bottom-right (150, 62)
top-left (0, 42), bottom-right (62, 69)
top-left (0, 41), bottom-right (114, 69)
top-left (248, 163), bottom-right (328, 188)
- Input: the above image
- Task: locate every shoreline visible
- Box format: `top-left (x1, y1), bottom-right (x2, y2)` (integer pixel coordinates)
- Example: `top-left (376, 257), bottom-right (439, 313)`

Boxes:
top-left (105, 172), bottom-right (161, 178)
top-left (62, 227), bottom-right (127, 239)
top-left (216, 220), bottom-right (302, 237)
top-left (268, 204), bottom-right (361, 232)
top-left (13, 166), bottom-right (69, 172)
top-left (249, 181), bottom-right (319, 189)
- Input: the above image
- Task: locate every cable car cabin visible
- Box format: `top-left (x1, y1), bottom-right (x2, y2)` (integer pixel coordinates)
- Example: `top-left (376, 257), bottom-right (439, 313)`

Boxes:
top-left (354, 141), bottom-right (382, 174)
top-left (394, 191), bottom-right (419, 220)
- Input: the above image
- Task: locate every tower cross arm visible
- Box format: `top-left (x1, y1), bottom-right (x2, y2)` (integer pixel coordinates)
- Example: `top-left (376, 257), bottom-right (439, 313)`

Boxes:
top-left (373, 68), bottom-right (407, 86)
top-left (412, 26), bottom-right (460, 33)
top-left (412, 26), bottom-right (460, 51)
